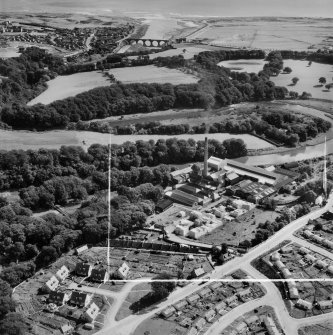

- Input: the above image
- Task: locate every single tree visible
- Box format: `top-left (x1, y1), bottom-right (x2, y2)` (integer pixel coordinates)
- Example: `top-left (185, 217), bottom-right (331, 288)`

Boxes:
top-left (283, 66), bottom-right (292, 74)
top-left (292, 77), bottom-right (299, 85)
top-left (319, 77), bottom-right (326, 85)
top-left (325, 84), bottom-right (332, 91)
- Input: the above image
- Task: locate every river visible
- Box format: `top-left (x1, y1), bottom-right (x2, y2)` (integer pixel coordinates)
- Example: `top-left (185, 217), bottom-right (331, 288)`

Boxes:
top-left (0, 128), bottom-right (332, 165)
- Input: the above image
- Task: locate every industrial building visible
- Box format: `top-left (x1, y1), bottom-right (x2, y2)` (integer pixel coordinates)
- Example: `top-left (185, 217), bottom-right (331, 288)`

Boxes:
top-left (166, 137), bottom-right (296, 208)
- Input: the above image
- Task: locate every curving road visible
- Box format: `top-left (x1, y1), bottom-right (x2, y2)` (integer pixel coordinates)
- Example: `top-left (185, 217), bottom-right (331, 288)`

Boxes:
top-left (95, 194), bottom-right (333, 335)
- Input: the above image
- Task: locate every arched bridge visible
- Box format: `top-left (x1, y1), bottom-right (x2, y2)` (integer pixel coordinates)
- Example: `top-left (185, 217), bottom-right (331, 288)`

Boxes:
top-left (124, 38), bottom-right (171, 47)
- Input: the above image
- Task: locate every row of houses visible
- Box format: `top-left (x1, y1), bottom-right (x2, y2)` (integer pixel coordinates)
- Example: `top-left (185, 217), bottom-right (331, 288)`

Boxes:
top-left (303, 229), bottom-right (333, 250)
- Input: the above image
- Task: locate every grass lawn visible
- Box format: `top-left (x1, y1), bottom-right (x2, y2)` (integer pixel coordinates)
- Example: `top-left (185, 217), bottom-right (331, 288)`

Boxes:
top-left (199, 208), bottom-right (280, 246)
top-left (115, 283), bottom-right (152, 321)
top-left (133, 316), bottom-right (186, 335)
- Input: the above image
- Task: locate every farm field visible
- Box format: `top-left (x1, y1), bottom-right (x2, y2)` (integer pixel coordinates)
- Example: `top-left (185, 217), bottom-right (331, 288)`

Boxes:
top-left (28, 65), bottom-right (198, 105)
top-left (192, 18), bottom-right (333, 50)
top-left (219, 59), bottom-right (333, 100)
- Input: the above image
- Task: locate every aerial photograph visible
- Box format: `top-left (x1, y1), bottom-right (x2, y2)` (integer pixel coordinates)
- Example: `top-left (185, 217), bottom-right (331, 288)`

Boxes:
top-left (0, 0), bottom-right (333, 334)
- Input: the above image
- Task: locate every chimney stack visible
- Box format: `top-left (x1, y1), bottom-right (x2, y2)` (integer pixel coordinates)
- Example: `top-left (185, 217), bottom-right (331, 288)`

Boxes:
top-left (203, 137), bottom-right (208, 177)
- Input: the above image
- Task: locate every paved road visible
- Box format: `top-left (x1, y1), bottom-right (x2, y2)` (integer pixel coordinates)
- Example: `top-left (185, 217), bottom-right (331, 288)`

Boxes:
top-left (95, 196), bottom-right (333, 335)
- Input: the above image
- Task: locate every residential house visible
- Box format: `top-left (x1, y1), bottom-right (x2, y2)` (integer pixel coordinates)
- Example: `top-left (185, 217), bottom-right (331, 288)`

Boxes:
top-left (185, 327), bottom-right (198, 335)
top-left (56, 266), bottom-right (70, 282)
top-left (83, 302), bottom-right (100, 322)
top-left (90, 268), bottom-right (108, 283)
top-left (198, 287), bottom-right (211, 298)
top-left (117, 262), bottom-right (130, 279)
top-left (161, 306), bottom-right (176, 318)
top-left (317, 300), bottom-right (333, 310)
top-left (191, 268), bottom-right (205, 278)
top-left (75, 262), bottom-right (93, 277)
top-left (44, 276), bottom-right (59, 292)
top-left (295, 299), bottom-right (312, 310)
top-left (48, 291), bottom-right (71, 306)
top-left (193, 317), bottom-right (206, 330)
top-left (315, 259), bottom-right (328, 270)
top-left (204, 309), bottom-right (216, 322)
top-left (60, 324), bottom-right (74, 335)
top-left (187, 294), bottom-right (200, 304)
top-left (173, 300), bottom-right (187, 311)
top-left (70, 291), bottom-right (92, 308)
top-left (237, 288), bottom-right (252, 302)
top-left (75, 245), bottom-right (88, 255)
top-left (262, 316), bottom-right (280, 335)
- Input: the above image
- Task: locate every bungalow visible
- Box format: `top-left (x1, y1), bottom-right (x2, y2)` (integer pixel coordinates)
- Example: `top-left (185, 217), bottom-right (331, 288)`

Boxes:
top-left (70, 291), bottom-right (92, 308)
top-left (327, 265), bottom-right (333, 275)
top-left (173, 300), bottom-right (187, 311)
top-left (117, 262), bottom-right (130, 279)
top-left (289, 287), bottom-right (299, 300)
top-left (225, 295), bottom-right (238, 305)
top-left (60, 324), bottom-right (74, 335)
top-left (204, 309), bottom-right (216, 322)
top-left (274, 260), bottom-right (286, 270)
top-left (210, 282), bottom-right (223, 290)
top-left (237, 288), bottom-right (252, 301)
top-left (311, 234), bottom-right (324, 244)
top-left (191, 268), bottom-right (205, 278)
top-left (45, 276), bottom-right (59, 292)
top-left (185, 327), bottom-right (198, 335)
top-left (161, 306), bottom-right (176, 318)
top-left (245, 315), bottom-right (259, 326)
top-left (56, 266), bottom-right (70, 282)
top-left (281, 268), bottom-right (291, 279)
top-left (48, 291), bottom-right (71, 306)
top-left (193, 317), bottom-right (206, 330)
top-left (295, 299), bottom-right (312, 310)
top-left (303, 230), bottom-right (313, 238)
top-left (83, 302), bottom-right (100, 322)
top-left (235, 322), bottom-right (247, 333)
top-left (298, 247), bottom-right (309, 255)
top-left (75, 245), bottom-right (88, 255)
top-left (317, 300), bottom-right (333, 310)
top-left (322, 239), bottom-right (333, 249)
top-left (215, 301), bottom-right (227, 314)
top-left (262, 316), bottom-right (280, 335)
top-left (315, 259), bottom-right (328, 269)
top-left (304, 254), bottom-right (316, 263)
top-left (187, 294), bottom-right (200, 304)
top-left (280, 246), bottom-right (293, 254)
top-left (198, 287), bottom-right (211, 298)
top-left (270, 252), bottom-right (280, 262)
top-left (90, 268), bottom-right (108, 283)
top-left (75, 263), bottom-right (93, 277)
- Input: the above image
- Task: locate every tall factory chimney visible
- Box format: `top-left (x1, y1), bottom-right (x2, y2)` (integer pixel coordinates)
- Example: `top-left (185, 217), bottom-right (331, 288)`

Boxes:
top-left (203, 137), bottom-right (208, 177)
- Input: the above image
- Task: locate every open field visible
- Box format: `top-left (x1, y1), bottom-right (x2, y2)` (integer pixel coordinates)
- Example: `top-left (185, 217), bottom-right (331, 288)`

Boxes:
top-left (0, 129), bottom-right (274, 151)
top-left (219, 59), bottom-right (333, 100)
top-left (199, 207), bottom-right (279, 246)
top-left (115, 283), bottom-right (152, 321)
top-left (298, 320), bottom-right (333, 335)
top-left (28, 65), bottom-right (198, 105)
top-left (0, 47), bottom-right (21, 58)
top-left (191, 17), bottom-right (333, 50)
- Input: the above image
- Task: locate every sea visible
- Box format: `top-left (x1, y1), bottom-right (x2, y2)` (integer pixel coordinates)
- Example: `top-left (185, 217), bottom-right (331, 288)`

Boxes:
top-left (0, 0), bottom-right (333, 18)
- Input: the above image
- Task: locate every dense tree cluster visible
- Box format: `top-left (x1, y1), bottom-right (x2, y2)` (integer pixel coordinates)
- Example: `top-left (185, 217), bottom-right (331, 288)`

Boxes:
top-left (114, 107), bottom-right (330, 148)
top-left (0, 47), bottom-right (62, 108)
top-left (111, 137), bottom-right (247, 170)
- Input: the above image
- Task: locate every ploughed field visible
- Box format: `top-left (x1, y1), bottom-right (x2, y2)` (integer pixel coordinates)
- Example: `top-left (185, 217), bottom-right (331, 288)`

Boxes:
top-left (219, 59), bottom-right (333, 100)
top-left (28, 65), bottom-right (198, 105)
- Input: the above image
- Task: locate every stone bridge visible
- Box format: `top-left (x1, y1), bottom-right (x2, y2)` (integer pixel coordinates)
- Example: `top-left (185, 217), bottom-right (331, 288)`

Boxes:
top-left (124, 38), bottom-right (171, 47)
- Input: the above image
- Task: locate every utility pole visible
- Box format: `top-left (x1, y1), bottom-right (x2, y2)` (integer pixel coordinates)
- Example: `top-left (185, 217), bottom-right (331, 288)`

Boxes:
top-left (323, 136), bottom-right (327, 198)
top-left (107, 134), bottom-right (111, 278)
